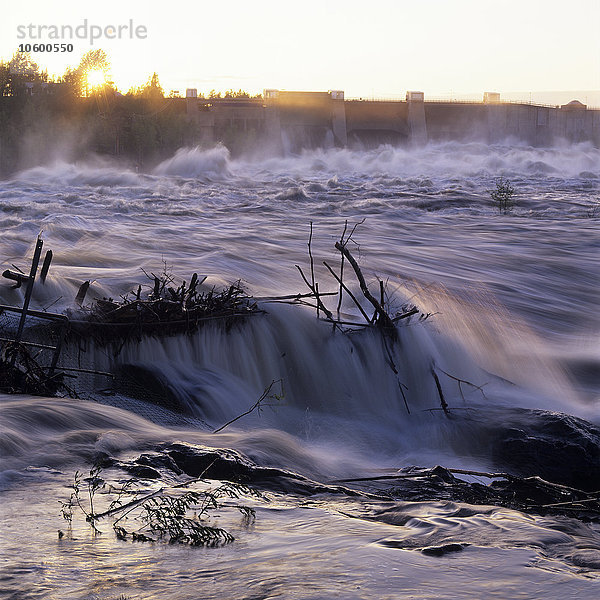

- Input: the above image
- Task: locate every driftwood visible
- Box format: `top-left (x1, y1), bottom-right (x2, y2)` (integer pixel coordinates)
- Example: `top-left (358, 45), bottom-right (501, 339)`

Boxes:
top-left (322, 261), bottom-right (371, 323)
top-left (0, 241), bottom-right (340, 396)
top-left (67, 272), bottom-right (262, 345)
top-left (2, 269), bottom-right (30, 289)
top-left (0, 238), bottom-right (78, 395)
top-left (334, 241), bottom-right (395, 332)
top-left (293, 223), bottom-right (488, 417)
top-left (2, 232), bottom-right (483, 420)
top-left (294, 265), bottom-right (335, 322)
top-left (295, 223), bottom-right (420, 334)
top-left (430, 366), bottom-right (450, 415)
top-left (294, 224), bottom-right (428, 414)
top-left (294, 222), bottom-right (336, 323)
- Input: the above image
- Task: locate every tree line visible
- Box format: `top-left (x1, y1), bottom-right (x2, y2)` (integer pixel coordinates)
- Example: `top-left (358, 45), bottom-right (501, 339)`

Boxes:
top-left (0, 50), bottom-right (260, 176)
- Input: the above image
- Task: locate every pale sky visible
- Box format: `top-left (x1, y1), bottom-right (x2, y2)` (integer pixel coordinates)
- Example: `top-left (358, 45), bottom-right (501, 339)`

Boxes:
top-left (1, 0), bottom-right (599, 102)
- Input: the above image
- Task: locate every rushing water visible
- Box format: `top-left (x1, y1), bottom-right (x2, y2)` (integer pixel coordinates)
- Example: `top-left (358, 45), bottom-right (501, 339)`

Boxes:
top-left (1, 141), bottom-right (599, 599)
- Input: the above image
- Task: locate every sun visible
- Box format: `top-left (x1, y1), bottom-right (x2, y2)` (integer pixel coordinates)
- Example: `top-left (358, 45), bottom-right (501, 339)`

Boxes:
top-left (86, 68), bottom-right (106, 90)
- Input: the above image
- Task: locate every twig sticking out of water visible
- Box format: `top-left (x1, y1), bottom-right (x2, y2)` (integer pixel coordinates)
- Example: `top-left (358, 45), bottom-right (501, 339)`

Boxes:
top-left (295, 264), bottom-right (335, 322)
top-left (437, 368), bottom-right (488, 402)
top-left (297, 221), bottom-right (416, 333)
top-left (334, 219), bottom-right (363, 316)
top-left (297, 220), bottom-right (334, 324)
top-left (322, 260), bottom-right (371, 323)
top-left (0, 340), bottom-right (76, 397)
top-left (430, 365), bottom-right (450, 415)
top-left (213, 379), bottom-right (284, 433)
top-left (295, 222), bottom-right (427, 413)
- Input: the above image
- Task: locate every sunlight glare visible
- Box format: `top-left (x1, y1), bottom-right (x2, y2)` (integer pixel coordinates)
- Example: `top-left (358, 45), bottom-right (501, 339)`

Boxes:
top-left (86, 68), bottom-right (106, 89)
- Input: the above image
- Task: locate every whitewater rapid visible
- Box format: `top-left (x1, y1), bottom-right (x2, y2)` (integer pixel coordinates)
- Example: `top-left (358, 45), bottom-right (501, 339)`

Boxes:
top-left (1, 141), bottom-right (599, 598)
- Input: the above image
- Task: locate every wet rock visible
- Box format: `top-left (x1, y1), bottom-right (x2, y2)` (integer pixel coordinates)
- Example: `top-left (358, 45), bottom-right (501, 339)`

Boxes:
top-left (378, 540), bottom-right (406, 549)
top-left (123, 464), bottom-right (161, 479)
top-left (162, 442), bottom-right (257, 479)
top-left (428, 465), bottom-right (458, 484)
top-left (136, 452), bottom-right (183, 475)
top-left (491, 409), bottom-right (600, 491)
top-left (570, 549), bottom-right (600, 569)
top-left (421, 543), bottom-right (469, 556)
top-left (348, 465), bottom-right (599, 522)
top-left (91, 451), bottom-right (116, 469)
top-left (136, 442), bottom-right (362, 496)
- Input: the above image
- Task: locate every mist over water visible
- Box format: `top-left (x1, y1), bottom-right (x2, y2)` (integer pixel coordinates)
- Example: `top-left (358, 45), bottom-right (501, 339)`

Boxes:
top-left (1, 141), bottom-right (599, 598)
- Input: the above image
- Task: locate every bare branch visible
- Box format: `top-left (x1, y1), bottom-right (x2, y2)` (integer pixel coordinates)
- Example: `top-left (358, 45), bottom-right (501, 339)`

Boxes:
top-left (322, 261), bottom-right (371, 323)
top-left (213, 379), bottom-right (283, 434)
top-left (295, 265), bottom-right (334, 321)
top-left (431, 365), bottom-right (450, 415)
top-left (334, 242), bottom-right (395, 331)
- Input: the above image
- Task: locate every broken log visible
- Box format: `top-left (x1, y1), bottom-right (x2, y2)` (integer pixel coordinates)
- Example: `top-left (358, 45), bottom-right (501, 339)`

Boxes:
top-left (40, 250), bottom-right (52, 283)
top-left (75, 281), bottom-right (90, 307)
top-left (2, 270), bottom-right (30, 289)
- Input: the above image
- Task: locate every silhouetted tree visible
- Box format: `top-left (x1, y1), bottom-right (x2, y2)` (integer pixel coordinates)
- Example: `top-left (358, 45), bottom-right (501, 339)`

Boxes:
top-left (0, 61), bottom-right (10, 97)
top-left (139, 72), bottom-right (164, 100)
top-left (224, 89), bottom-right (250, 99)
top-left (0, 52), bottom-right (46, 96)
top-left (62, 49), bottom-right (111, 97)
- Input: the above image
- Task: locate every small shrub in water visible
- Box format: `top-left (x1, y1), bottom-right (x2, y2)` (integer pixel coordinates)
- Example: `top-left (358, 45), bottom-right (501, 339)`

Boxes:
top-left (60, 466), bottom-right (260, 547)
top-left (491, 178), bottom-right (515, 213)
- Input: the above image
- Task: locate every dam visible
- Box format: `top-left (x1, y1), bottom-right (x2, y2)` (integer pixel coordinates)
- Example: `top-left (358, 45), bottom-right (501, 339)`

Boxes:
top-left (2, 87), bottom-right (597, 176)
top-left (185, 89), bottom-right (600, 151)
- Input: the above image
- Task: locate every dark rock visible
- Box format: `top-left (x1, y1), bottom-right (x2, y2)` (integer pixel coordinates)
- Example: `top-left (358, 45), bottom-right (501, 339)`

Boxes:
top-left (151, 442), bottom-right (360, 496)
top-left (378, 540), bottom-right (405, 549)
top-left (421, 543), bottom-right (469, 556)
top-left (570, 550), bottom-right (600, 569)
top-left (428, 465), bottom-right (459, 484)
top-left (137, 452), bottom-right (183, 475)
top-left (491, 410), bottom-right (600, 491)
top-left (91, 451), bottom-right (116, 469)
top-left (162, 442), bottom-right (257, 479)
top-left (122, 465), bottom-right (162, 479)
top-left (349, 465), bottom-right (599, 522)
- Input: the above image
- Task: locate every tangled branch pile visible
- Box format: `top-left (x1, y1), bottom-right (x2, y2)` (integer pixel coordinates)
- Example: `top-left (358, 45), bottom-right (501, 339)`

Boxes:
top-left (69, 268), bottom-right (260, 342)
top-left (0, 341), bottom-right (73, 397)
top-left (294, 221), bottom-right (423, 334)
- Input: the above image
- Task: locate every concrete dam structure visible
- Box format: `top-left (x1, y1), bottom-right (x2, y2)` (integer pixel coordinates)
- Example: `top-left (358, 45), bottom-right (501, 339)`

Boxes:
top-left (185, 89), bottom-right (600, 151)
